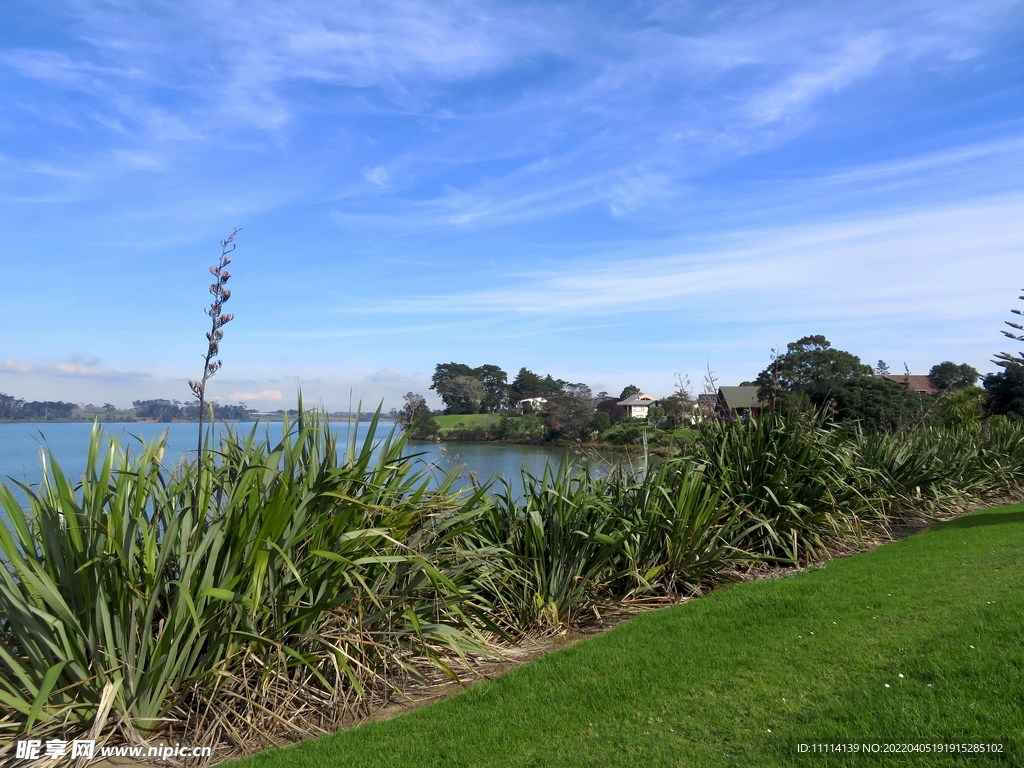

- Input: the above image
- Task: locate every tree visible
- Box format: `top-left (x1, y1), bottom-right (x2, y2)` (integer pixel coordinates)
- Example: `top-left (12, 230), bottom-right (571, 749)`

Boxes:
top-left (445, 375), bottom-right (487, 414)
top-left (212, 403), bottom-right (253, 421)
top-left (430, 362), bottom-right (475, 412)
top-left (430, 362), bottom-right (478, 413)
top-left (431, 362), bottom-right (474, 392)
top-left (544, 382), bottom-right (593, 440)
top-left (875, 360), bottom-right (891, 375)
top-left (394, 392), bottom-right (427, 429)
top-left (928, 361), bottom-right (979, 392)
top-left (754, 335), bottom-right (873, 407)
top-left (661, 373), bottom-right (695, 427)
top-left (807, 377), bottom-right (933, 431)
top-left (510, 367), bottom-right (564, 401)
top-left (995, 288), bottom-right (1024, 369)
top-left (619, 384), bottom-right (640, 400)
top-left (586, 411), bottom-right (611, 435)
top-left (646, 405), bottom-right (665, 426)
top-left (394, 392), bottom-right (439, 437)
top-left (0, 393), bottom-right (24, 420)
top-left (133, 399), bottom-right (183, 422)
top-left (473, 364), bottom-right (509, 412)
top-left (984, 364), bottom-right (1024, 420)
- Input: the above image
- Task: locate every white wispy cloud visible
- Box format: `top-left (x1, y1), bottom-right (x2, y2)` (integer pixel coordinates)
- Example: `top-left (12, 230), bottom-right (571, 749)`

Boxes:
top-left (2, 0), bottom-right (1014, 227)
top-left (363, 166), bottom-right (390, 186)
top-left (345, 192), bottom-right (1024, 321)
top-left (2, 356), bottom-right (152, 380)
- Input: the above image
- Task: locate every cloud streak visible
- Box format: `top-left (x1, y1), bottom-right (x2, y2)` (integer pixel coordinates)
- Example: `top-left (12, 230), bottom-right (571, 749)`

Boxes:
top-left (345, 192), bottom-right (1024, 324)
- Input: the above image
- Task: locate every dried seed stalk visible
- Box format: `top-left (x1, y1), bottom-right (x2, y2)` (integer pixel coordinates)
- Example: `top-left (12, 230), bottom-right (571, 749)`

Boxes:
top-left (189, 228), bottom-right (241, 464)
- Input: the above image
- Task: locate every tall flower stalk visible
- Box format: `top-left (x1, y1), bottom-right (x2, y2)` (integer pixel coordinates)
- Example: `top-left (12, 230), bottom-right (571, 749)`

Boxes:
top-left (189, 228), bottom-right (240, 462)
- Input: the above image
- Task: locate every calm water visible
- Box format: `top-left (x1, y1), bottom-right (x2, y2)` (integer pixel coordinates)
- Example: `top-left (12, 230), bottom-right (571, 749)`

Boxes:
top-left (0, 421), bottom-right (584, 501)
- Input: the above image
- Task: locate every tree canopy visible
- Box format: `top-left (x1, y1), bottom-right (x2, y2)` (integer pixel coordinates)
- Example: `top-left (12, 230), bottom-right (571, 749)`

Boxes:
top-left (755, 335), bottom-right (873, 405)
top-left (928, 361), bottom-right (979, 391)
top-left (0, 394), bottom-right (77, 421)
top-left (510, 367), bottom-right (565, 402)
top-left (807, 377), bottom-right (934, 430)
top-left (983, 364), bottom-right (1024, 420)
top-left (619, 384), bottom-right (640, 400)
top-left (393, 392), bottom-right (439, 438)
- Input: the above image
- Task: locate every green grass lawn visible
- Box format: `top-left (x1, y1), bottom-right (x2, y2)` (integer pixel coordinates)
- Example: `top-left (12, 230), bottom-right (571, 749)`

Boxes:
top-left (230, 503), bottom-right (1024, 767)
top-left (435, 413), bottom-right (499, 431)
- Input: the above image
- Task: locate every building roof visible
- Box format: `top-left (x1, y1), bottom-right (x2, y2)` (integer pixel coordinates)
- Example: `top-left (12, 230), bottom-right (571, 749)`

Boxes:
top-left (877, 374), bottom-right (938, 395)
top-left (718, 386), bottom-right (762, 410)
top-left (617, 393), bottom-right (657, 406)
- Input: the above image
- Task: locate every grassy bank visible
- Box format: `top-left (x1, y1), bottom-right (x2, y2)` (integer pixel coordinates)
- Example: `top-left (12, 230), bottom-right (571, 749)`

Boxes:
top-left (434, 413), bottom-right (500, 433)
top-left (231, 502), bottom-right (1024, 767)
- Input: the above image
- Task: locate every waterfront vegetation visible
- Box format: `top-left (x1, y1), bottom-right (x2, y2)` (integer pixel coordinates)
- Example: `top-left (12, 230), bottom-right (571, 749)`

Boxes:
top-left (2, 406), bottom-right (1023, 763)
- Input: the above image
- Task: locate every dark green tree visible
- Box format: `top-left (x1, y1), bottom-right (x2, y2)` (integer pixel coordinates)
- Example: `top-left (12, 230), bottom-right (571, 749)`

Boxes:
top-left (619, 384), bottom-right (640, 400)
top-left (510, 368), bottom-right (564, 401)
top-left (472, 364), bottom-right (509, 412)
top-left (430, 362), bottom-right (475, 411)
top-left (544, 382), bottom-right (593, 440)
top-left (0, 393), bottom-right (24, 420)
top-left (807, 377), bottom-right (934, 430)
top-left (17, 400), bottom-right (76, 421)
top-left (755, 335), bottom-right (873, 408)
top-left (984, 364), bottom-right (1024, 420)
top-left (586, 411), bottom-right (611, 434)
top-left (928, 361), bottom-right (979, 391)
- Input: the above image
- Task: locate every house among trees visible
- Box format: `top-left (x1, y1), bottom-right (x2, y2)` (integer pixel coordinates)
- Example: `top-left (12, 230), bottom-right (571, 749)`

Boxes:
top-left (716, 386), bottom-right (762, 421)
top-left (876, 374), bottom-right (939, 396)
top-left (617, 392), bottom-right (658, 419)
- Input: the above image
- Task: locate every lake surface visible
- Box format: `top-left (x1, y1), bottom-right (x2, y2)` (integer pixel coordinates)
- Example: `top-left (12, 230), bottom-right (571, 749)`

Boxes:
top-left (0, 421), bottom-right (589, 502)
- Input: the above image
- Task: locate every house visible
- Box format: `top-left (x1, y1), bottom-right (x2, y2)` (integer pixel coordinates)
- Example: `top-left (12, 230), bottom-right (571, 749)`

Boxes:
top-left (876, 374), bottom-right (938, 396)
top-left (515, 397), bottom-right (548, 414)
top-left (716, 386), bottom-right (762, 421)
top-left (617, 392), bottom-right (658, 419)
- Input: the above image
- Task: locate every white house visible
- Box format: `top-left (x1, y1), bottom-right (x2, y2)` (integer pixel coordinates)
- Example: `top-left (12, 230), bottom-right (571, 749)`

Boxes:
top-left (515, 397), bottom-right (548, 414)
top-left (617, 392), bottom-right (658, 419)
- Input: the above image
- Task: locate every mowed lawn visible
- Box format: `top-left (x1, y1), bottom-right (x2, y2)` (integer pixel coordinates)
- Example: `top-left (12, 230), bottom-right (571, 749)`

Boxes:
top-left (434, 413), bottom-right (499, 431)
top-left (230, 503), bottom-right (1024, 767)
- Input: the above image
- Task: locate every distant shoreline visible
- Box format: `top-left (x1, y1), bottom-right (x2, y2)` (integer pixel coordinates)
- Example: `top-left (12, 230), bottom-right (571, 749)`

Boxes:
top-left (0, 414), bottom-right (382, 425)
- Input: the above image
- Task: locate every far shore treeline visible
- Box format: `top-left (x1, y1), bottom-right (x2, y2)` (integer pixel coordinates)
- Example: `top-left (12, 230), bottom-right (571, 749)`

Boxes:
top-left (0, 394), bottom-right (374, 423)
top-left (392, 337), bottom-right (1018, 445)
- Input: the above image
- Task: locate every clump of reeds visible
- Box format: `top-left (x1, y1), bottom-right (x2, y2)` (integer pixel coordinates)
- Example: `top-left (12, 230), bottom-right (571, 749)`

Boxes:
top-left (0, 410), bottom-right (497, 763)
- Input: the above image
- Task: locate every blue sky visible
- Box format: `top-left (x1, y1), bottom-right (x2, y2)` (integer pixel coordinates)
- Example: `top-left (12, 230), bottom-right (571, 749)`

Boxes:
top-left (1, 0), bottom-right (1023, 410)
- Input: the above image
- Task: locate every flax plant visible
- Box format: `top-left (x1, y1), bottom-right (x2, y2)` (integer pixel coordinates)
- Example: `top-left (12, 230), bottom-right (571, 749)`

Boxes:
top-left (608, 458), bottom-right (752, 598)
top-left (478, 457), bottom-right (624, 630)
top-left (693, 411), bottom-right (874, 564)
top-left (0, 408), bottom-right (500, 755)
